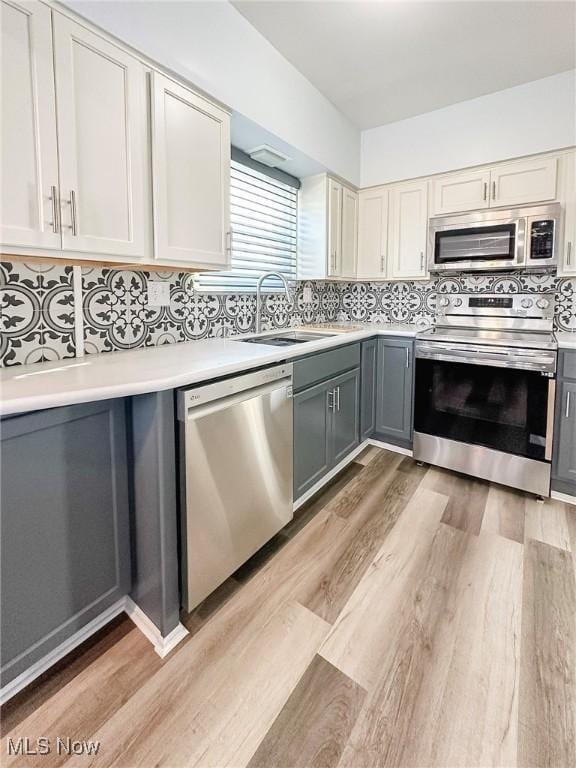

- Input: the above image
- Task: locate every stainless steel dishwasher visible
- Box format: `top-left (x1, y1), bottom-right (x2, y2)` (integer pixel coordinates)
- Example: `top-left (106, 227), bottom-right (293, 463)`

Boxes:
top-left (177, 364), bottom-right (293, 611)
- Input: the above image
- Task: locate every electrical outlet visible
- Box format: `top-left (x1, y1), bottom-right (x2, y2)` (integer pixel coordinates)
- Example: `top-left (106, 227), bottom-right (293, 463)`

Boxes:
top-left (303, 285), bottom-right (312, 304)
top-left (147, 281), bottom-right (170, 307)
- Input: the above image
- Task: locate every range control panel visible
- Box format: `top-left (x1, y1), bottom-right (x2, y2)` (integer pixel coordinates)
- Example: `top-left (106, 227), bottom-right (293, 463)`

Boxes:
top-left (436, 292), bottom-right (555, 320)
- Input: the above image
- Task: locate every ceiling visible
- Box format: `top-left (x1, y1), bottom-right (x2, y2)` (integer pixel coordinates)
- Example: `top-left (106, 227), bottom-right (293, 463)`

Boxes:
top-left (233, 1), bottom-right (576, 130)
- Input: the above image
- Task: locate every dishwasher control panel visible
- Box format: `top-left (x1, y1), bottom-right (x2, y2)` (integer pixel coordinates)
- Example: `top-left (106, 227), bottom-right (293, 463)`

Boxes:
top-left (177, 363), bottom-right (293, 419)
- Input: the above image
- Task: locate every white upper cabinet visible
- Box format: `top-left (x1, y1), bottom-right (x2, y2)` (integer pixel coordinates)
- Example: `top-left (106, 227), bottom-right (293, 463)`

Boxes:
top-left (431, 156), bottom-right (559, 216)
top-left (53, 15), bottom-right (149, 258)
top-left (432, 169), bottom-right (491, 215)
top-left (559, 151), bottom-right (576, 276)
top-left (327, 178), bottom-right (343, 277)
top-left (340, 186), bottom-right (358, 278)
top-left (357, 188), bottom-right (388, 279)
top-left (490, 156), bottom-right (557, 208)
top-left (151, 72), bottom-right (230, 267)
top-left (388, 180), bottom-right (428, 280)
top-left (1, 0), bottom-right (60, 250)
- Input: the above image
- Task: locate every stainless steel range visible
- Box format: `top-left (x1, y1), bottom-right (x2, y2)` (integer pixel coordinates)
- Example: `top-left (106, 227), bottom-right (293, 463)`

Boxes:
top-left (414, 292), bottom-right (557, 496)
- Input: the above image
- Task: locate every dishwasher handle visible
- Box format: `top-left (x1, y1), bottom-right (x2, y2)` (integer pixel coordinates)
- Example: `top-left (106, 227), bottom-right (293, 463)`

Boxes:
top-left (179, 377), bottom-right (292, 423)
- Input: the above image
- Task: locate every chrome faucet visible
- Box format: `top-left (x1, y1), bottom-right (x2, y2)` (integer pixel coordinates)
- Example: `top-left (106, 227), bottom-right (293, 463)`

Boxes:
top-left (255, 272), bottom-right (291, 333)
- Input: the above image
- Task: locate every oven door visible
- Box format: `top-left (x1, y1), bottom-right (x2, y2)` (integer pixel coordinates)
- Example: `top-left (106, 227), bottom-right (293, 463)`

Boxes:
top-left (429, 216), bottom-right (525, 272)
top-left (414, 355), bottom-right (555, 462)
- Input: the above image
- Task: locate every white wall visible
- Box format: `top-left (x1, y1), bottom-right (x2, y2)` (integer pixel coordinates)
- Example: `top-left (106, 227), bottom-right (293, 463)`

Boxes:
top-left (361, 70), bottom-right (576, 188)
top-left (62, 0), bottom-right (361, 185)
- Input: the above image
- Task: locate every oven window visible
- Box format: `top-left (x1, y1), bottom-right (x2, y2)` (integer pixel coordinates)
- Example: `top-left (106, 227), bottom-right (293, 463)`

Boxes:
top-left (414, 358), bottom-right (549, 460)
top-left (434, 223), bottom-right (516, 264)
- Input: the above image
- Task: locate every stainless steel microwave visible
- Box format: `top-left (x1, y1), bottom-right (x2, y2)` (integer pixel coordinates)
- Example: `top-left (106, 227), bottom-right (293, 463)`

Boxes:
top-left (428, 203), bottom-right (561, 273)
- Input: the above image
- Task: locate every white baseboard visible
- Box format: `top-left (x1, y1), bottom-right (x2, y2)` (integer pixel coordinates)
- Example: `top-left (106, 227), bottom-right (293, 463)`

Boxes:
top-left (551, 489), bottom-right (576, 506)
top-left (0, 597), bottom-right (190, 705)
top-left (0, 598), bottom-right (126, 706)
top-left (124, 598), bottom-right (189, 659)
top-left (293, 438), bottom-right (413, 511)
top-left (368, 438), bottom-right (413, 457)
top-left (293, 443), bottom-right (366, 510)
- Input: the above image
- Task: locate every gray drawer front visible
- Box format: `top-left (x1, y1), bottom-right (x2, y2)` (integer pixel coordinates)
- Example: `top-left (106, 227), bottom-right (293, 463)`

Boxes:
top-left (559, 349), bottom-right (576, 381)
top-left (293, 343), bottom-right (360, 392)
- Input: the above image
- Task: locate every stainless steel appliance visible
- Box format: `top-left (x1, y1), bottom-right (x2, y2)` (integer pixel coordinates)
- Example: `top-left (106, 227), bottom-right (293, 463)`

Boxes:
top-left (177, 364), bottom-right (293, 611)
top-left (428, 203), bottom-right (560, 273)
top-left (414, 293), bottom-right (557, 496)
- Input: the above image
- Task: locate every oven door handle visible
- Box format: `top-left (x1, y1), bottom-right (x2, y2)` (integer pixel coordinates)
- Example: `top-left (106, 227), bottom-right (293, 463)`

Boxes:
top-left (545, 379), bottom-right (556, 461)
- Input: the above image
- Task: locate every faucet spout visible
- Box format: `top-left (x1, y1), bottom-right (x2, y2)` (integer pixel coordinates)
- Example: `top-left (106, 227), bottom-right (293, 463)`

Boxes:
top-left (255, 272), bottom-right (291, 334)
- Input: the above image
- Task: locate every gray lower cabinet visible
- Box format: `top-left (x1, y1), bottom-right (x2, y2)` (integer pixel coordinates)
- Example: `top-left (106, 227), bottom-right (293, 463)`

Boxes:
top-left (293, 357), bottom-right (360, 499)
top-left (374, 337), bottom-right (414, 448)
top-left (1, 399), bottom-right (131, 687)
top-left (330, 369), bottom-right (360, 466)
top-left (360, 338), bottom-right (377, 440)
top-left (294, 379), bottom-right (332, 499)
top-left (552, 363), bottom-right (576, 495)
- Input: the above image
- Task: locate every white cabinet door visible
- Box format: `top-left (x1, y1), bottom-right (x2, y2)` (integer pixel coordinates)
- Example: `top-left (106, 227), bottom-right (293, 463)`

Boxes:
top-left (559, 152), bottom-right (576, 276)
top-left (151, 72), bottom-right (230, 267)
top-left (432, 169), bottom-right (490, 215)
top-left (388, 181), bottom-right (428, 280)
top-left (327, 179), bottom-right (343, 277)
top-left (53, 14), bottom-right (149, 259)
top-left (1, 0), bottom-right (60, 250)
top-left (357, 188), bottom-right (388, 279)
top-left (490, 156), bottom-right (557, 208)
top-left (340, 187), bottom-right (358, 278)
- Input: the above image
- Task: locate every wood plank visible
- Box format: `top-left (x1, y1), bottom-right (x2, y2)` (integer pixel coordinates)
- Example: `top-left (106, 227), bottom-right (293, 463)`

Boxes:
top-left (337, 530), bottom-right (523, 768)
top-left (319, 487), bottom-right (450, 688)
top-left (82, 602), bottom-right (329, 768)
top-left (518, 539), bottom-right (576, 768)
top-left (1, 625), bottom-right (162, 768)
top-left (283, 462), bottom-right (362, 540)
top-left (353, 446), bottom-right (381, 466)
top-left (525, 497), bottom-right (573, 551)
top-left (326, 450), bottom-right (403, 521)
top-left (302, 459), bottom-right (428, 624)
top-left (247, 655), bottom-right (365, 768)
top-left (422, 466), bottom-right (489, 534)
top-left (481, 483), bottom-right (525, 543)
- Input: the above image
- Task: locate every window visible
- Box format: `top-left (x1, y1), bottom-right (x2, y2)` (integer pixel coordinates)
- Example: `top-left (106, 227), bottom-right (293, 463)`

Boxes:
top-left (196, 152), bottom-right (299, 292)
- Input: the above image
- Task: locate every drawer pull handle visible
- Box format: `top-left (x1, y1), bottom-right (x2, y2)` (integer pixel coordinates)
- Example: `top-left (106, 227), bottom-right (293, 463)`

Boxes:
top-left (567, 391), bottom-right (572, 419)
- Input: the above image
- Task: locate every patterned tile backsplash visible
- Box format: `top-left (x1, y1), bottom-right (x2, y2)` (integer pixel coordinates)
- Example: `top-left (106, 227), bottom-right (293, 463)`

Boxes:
top-left (1, 261), bottom-right (575, 367)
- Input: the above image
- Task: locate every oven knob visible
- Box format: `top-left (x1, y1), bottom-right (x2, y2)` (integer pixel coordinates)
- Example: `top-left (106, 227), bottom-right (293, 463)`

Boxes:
top-left (439, 297), bottom-right (450, 307)
top-left (536, 297), bottom-right (550, 309)
top-left (520, 298), bottom-right (533, 309)
top-left (453, 297), bottom-right (463, 307)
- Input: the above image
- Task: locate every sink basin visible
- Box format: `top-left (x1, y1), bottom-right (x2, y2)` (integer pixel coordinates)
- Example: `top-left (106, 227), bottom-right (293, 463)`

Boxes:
top-left (236, 331), bottom-right (333, 347)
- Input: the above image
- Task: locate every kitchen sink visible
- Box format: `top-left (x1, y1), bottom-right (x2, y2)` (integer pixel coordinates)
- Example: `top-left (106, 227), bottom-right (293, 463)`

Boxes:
top-left (236, 331), bottom-right (334, 347)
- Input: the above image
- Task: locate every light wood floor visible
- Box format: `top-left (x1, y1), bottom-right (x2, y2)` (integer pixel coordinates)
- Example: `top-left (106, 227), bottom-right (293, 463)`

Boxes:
top-left (2, 448), bottom-right (576, 768)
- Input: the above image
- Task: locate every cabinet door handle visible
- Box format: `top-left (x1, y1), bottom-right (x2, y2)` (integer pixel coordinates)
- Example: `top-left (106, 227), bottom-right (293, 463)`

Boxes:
top-left (50, 185), bottom-right (59, 234)
top-left (492, 180), bottom-right (496, 201)
top-left (420, 251), bottom-right (424, 271)
top-left (381, 254), bottom-right (386, 273)
top-left (69, 190), bottom-right (78, 236)
top-left (327, 390), bottom-right (335, 411)
top-left (405, 347), bottom-right (410, 368)
top-left (567, 241), bottom-right (572, 266)
top-left (226, 230), bottom-right (232, 253)
top-left (567, 391), bottom-right (572, 419)
top-left (336, 386), bottom-right (340, 412)
top-left (483, 182), bottom-right (487, 201)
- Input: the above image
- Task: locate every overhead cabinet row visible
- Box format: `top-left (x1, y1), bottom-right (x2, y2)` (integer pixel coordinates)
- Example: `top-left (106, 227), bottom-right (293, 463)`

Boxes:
top-left (355, 150), bottom-right (576, 280)
top-left (1, 0), bottom-right (230, 270)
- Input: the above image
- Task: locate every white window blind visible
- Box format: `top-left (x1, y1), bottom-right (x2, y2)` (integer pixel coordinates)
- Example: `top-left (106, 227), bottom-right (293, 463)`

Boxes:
top-left (196, 158), bottom-right (298, 292)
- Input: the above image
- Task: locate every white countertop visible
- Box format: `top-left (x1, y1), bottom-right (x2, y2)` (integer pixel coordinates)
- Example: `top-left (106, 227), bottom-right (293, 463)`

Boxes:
top-left (556, 332), bottom-right (576, 351)
top-left (0, 323), bottom-right (418, 416)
